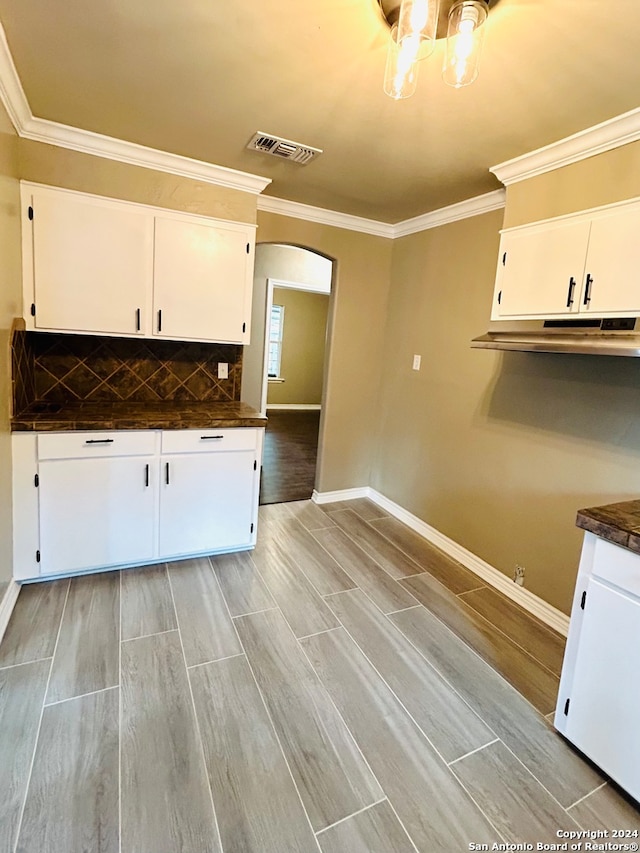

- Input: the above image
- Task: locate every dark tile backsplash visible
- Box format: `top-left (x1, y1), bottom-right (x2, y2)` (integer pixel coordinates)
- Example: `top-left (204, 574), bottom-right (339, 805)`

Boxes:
top-left (12, 330), bottom-right (243, 414)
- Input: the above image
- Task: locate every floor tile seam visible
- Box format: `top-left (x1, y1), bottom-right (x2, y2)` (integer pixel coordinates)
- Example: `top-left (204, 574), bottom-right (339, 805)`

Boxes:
top-left (12, 577), bottom-right (71, 853)
top-left (382, 797), bottom-right (422, 853)
top-left (243, 547), bottom-right (339, 638)
top-left (565, 781), bottom-right (609, 813)
top-left (475, 729), bottom-right (592, 819)
top-left (265, 517), bottom-right (352, 601)
top-left (447, 738), bottom-right (501, 766)
top-left (307, 529), bottom-right (421, 611)
top-left (187, 652), bottom-right (246, 670)
top-left (380, 606), bottom-right (508, 742)
top-left (313, 796), bottom-right (388, 836)
top-left (283, 623), bottom-right (387, 826)
top-left (120, 627), bottom-right (179, 643)
top-left (325, 616), bottom-right (495, 769)
top-left (166, 567), bottom-right (225, 853)
top-left (456, 589), bottom-right (564, 677)
top-left (384, 604), bottom-right (423, 616)
top-left (399, 574), bottom-right (560, 702)
top-left (0, 656), bottom-right (53, 672)
top-left (296, 626), bottom-right (343, 641)
top-left (363, 518), bottom-right (441, 575)
top-left (311, 519), bottom-right (420, 586)
top-left (457, 584), bottom-right (489, 596)
top-left (230, 606), bottom-right (279, 619)
top-left (320, 620), bottom-right (508, 846)
top-left (44, 683), bottom-right (119, 708)
top-left (457, 587), bottom-right (566, 644)
top-left (387, 603), bottom-right (553, 736)
top-left (235, 625), bottom-right (324, 850)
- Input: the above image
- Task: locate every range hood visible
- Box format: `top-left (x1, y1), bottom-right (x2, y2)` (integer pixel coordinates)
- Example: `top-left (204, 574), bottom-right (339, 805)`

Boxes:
top-left (471, 318), bottom-right (640, 357)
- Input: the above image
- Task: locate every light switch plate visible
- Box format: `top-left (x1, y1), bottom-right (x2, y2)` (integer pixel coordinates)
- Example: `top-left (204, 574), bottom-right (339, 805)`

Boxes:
top-left (218, 362), bottom-right (229, 379)
top-left (412, 354), bottom-right (421, 371)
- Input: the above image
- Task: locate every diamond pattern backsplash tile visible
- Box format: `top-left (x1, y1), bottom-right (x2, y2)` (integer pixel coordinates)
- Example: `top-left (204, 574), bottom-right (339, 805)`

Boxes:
top-left (13, 331), bottom-right (243, 412)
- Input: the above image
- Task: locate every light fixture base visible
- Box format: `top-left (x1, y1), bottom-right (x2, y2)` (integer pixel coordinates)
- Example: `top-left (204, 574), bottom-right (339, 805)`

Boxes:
top-left (376, 0), bottom-right (496, 39)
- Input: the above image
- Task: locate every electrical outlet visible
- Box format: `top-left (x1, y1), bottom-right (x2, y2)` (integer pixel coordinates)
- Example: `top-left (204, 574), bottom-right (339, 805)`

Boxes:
top-left (412, 354), bottom-right (421, 371)
top-left (217, 362), bottom-right (229, 379)
top-left (514, 565), bottom-right (525, 586)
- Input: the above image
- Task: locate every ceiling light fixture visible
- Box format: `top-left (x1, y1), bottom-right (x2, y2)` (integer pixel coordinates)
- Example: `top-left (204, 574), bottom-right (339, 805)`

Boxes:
top-left (378, 0), bottom-right (491, 99)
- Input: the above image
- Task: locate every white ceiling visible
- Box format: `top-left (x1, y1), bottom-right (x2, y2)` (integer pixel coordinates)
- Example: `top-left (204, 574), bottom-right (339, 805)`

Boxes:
top-left (1, 0), bottom-right (639, 222)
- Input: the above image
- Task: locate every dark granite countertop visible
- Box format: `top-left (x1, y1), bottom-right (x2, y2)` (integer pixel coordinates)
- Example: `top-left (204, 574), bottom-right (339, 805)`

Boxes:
top-left (576, 500), bottom-right (640, 555)
top-left (12, 401), bottom-right (267, 432)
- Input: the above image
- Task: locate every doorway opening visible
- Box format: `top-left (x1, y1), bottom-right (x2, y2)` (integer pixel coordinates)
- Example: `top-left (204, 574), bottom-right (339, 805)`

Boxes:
top-left (240, 244), bottom-right (333, 504)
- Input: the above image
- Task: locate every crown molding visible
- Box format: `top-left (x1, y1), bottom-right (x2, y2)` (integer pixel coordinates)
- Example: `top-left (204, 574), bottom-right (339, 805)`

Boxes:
top-left (0, 21), bottom-right (271, 195)
top-left (491, 107), bottom-right (640, 186)
top-left (257, 194), bottom-right (395, 238)
top-left (19, 117), bottom-right (272, 194)
top-left (0, 18), bottom-right (31, 129)
top-left (393, 189), bottom-right (505, 237)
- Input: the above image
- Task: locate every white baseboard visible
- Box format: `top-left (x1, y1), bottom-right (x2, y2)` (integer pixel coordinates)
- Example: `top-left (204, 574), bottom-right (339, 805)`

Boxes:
top-left (312, 487), bottom-right (369, 504)
top-left (313, 486), bottom-right (570, 637)
top-left (0, 580), bottom-right (20, 644)
top-left (267, 404), bottom-right (322, 411)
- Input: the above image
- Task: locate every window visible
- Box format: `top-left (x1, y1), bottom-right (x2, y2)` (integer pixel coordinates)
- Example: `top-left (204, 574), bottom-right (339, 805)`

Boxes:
top-left (267, 304), bottom-right (284, 378)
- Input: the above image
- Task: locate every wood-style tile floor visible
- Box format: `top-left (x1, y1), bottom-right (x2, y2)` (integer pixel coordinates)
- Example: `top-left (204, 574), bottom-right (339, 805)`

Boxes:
top-left (260, 410), bottom-right (320, 504)
top-left (1, 498), bottom-right (639, 853)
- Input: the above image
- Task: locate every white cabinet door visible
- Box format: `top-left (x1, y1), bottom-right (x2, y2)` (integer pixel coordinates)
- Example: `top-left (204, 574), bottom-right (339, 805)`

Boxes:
top-left (564, 578), bottom-right (640, 802)
top-left (29, 188), bottom-right (153, 335)
top-left (581, 206), bottom-right (640, 315)
top-left (153, 215), bottom-right (254, 344)
top-left (38, 456), bottom-right (156, 575)
top-left (495, 219), bottom-right (591, 318)
top-left (159, 450), bottom-right (256, 558)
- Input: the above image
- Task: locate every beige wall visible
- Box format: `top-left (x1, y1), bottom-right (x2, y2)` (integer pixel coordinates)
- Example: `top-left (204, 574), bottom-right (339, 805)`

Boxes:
top-left (0, 102), bottom-right (22, 587)
top-left (373, 144), bottom-right (640, 614)
top-left (267, 288), bottom-right (329, 406)
top-left (503, 140), bottom-right (640, 228)
top-left (19, 139), bottom-right (257, 223)
top-left (256, 213), bottom-right (393, 492)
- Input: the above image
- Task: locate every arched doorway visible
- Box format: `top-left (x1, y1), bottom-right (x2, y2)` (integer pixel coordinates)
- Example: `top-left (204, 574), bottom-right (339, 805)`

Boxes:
top-left (241, 244), bottom-right (334, 504)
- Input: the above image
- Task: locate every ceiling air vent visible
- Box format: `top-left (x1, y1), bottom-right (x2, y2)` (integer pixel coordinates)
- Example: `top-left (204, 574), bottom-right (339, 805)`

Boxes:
top-left (246, 132), bottom-right (322, 165)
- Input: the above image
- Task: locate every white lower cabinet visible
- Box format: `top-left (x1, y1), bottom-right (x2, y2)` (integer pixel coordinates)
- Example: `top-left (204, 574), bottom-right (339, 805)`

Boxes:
top-left (555, 534), bottom-right (640, 802)
top-left (12, 427), bottom-right (263, 581)
top-left (159, 451), bottom-right (256, 558)
top-left (39, 456), bottom-right (156, 576)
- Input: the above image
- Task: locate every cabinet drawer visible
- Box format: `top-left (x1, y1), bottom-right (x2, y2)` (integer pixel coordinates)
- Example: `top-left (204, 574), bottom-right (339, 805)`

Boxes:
top-left (38, 431), bottom-right (157, 460)
top-left (161, 428), bottom-right (258, 454)
top-left (592, 537), bottom-right (640, 598)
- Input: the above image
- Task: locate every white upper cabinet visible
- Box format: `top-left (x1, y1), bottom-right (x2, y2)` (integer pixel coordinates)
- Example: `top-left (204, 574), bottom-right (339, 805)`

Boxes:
top-left (21, 182), bottom-right (256, 344)
top-left (491, 198), bottom-right (640, 321)
top-left (579, 206), bottom-right (640, 315)
top-left (494, 219), bottom-right (590, 318)
top-left (153, 214), bottom-right (253, 344)
top-left (27, 186), bottom-right (153, 335)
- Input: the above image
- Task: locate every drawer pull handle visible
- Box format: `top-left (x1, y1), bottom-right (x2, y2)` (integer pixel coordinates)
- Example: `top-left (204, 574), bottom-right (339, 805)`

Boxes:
top-left (145, 464), bottom-right (149, 488)
top-left (85, 439), bottom-right (114, 445)
top-left (200, 435), bottom-right (224, 441)
top-left (136, 308), bottom-right (141, 331)
top-left (165, 462), bottom-right (170, 485)
top-left (158, 309), bottom-right (162, 332)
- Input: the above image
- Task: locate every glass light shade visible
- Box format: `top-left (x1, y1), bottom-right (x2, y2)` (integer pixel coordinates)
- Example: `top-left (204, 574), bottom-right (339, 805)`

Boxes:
top-left (384, 25), bottom-right (419, 100)
top-left (442, 0), bottom-right (488, 88)
top-left (396, 0), bottom-right (440, 60)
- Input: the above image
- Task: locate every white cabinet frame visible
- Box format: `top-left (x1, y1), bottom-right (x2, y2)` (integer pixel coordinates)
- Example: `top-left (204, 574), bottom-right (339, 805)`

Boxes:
top-left (12, 428), bottom-right (264, 581)
top-left (492, 195), bottom-right (640, 321)
top-left (21, 182), bottom-right (257, 345)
